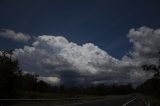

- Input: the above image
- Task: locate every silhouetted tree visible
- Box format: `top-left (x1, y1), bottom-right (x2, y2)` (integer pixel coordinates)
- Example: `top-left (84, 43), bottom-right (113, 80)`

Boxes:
top-left (83, 83), bottom-right (133, 95)
top-left (136, 78), bottom-right (160, 95)
top-left (142, 51), bottom-right (160, 78)
top-left (19, 73), bottom-right (39, 91)
top-left (139, 51), bottom-right (160, 95)
top-left (0, 51), bottom-right (21, 98)
top-left (36, 80), bottom-right (50, 92)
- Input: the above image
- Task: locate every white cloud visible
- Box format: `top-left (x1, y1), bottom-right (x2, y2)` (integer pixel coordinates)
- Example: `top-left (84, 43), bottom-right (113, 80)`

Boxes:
top-left (39, 77), bottom-right (61, 85)
top-left (127, 26), bottom-right (160, 65)
top-left (0, 29), bottom-right (31, 42)
top-left (13, 26), bottom-right (160, 86)
top-left (14, 35), bottom-right (132, 86)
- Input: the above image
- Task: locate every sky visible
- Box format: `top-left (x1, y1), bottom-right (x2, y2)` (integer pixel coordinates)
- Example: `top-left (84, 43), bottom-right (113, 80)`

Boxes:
top-left (0, 0), bottom-right (160, 86)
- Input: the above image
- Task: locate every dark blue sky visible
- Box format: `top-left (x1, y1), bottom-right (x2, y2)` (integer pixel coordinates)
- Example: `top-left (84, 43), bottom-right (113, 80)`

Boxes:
top-left (0, 0), bottom-right (160, 59)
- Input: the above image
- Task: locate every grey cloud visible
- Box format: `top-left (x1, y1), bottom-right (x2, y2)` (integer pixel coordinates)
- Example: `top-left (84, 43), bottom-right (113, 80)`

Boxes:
top-left (0, 29), bottom-right (31, 42)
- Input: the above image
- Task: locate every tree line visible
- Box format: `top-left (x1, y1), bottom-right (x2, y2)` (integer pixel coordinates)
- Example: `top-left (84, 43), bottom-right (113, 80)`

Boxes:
top-left (137, 51), bottom-right (160, 96)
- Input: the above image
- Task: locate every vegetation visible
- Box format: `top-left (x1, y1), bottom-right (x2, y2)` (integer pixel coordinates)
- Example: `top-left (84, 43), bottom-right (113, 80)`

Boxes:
top-left (137, 51), bottom-right (160, 96)
top-left (0, 50), bottom-right (52, 98)
top-left (135, 51), bottom-right (160, 105)
top-left (0, 50), bottom-right (21, 98)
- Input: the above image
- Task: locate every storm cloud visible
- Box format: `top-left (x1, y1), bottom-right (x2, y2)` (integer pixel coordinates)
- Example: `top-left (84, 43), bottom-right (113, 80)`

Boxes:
top-left (13, 26), bottom-right (160, 86)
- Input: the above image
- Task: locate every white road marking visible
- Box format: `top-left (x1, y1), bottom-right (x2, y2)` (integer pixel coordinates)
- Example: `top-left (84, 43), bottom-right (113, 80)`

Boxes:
top-left (122, 98), bottom-right (137, 106)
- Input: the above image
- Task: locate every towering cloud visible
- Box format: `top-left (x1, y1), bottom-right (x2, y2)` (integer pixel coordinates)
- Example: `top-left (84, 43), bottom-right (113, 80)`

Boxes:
top-left (13, 26), bottom-right (160, 86)
top-left (0, 29), bottom-right (31, 42)
top-left (128, 26), bottom-right (160, 65)
top-left (14, 35), bottom-right (124, 86)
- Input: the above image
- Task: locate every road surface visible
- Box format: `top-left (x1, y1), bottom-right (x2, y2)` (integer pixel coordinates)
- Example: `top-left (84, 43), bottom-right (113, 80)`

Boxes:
top-left (57, 94), bottom-right (145, 106)
top-left (0, 94), bottom-right (147, 106)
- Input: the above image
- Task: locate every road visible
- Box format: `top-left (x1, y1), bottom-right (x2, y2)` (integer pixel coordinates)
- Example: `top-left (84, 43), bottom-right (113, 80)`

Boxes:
top-left (57, 94), bottom-right (145, 106)
top-left (0, 94), bottom-right (147, 106)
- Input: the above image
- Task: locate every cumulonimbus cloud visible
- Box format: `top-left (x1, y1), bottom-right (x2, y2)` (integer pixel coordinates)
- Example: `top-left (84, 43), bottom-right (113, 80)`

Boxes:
top-left (0, 29), bottom-right (31, 42)
top-left (13, 26), bottom-right (159, 86)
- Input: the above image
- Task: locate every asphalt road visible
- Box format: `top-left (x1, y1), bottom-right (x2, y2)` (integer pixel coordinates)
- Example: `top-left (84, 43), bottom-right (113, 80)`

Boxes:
top-left (0, 94), bottom-right (147, 106)
top-left (57, 94), bottom-right (145, 106)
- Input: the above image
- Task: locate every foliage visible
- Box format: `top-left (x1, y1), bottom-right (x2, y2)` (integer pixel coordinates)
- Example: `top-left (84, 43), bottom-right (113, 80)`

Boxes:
top-left (84, 84), bottom-right (133, 95)
top-left (136, 78), bottom-right (160, 96)
top-left (142, 52), bottom-right (160, 78)
top-left (0, 51), bottom-right (21, 98)
top-left (0, 51), bottom-right (51, 98)
top-left (138, 51), bottom-right (160, 96)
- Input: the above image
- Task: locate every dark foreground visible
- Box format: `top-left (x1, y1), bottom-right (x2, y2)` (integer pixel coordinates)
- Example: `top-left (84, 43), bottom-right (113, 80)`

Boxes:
top-left (57, 94), bottom-right (145, 106)
top-left (0, 94), bottom-right (149, 106)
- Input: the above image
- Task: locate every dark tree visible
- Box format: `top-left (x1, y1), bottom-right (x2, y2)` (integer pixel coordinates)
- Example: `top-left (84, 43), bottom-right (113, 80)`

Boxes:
top-left (142, 51), bottom-right (160, 78)
top-left (0, 51), bottom-right (22, 98)
top-left (0, 50), bottom-right (54, 98)
top-left (139, 51), bottom-right (160, 95)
